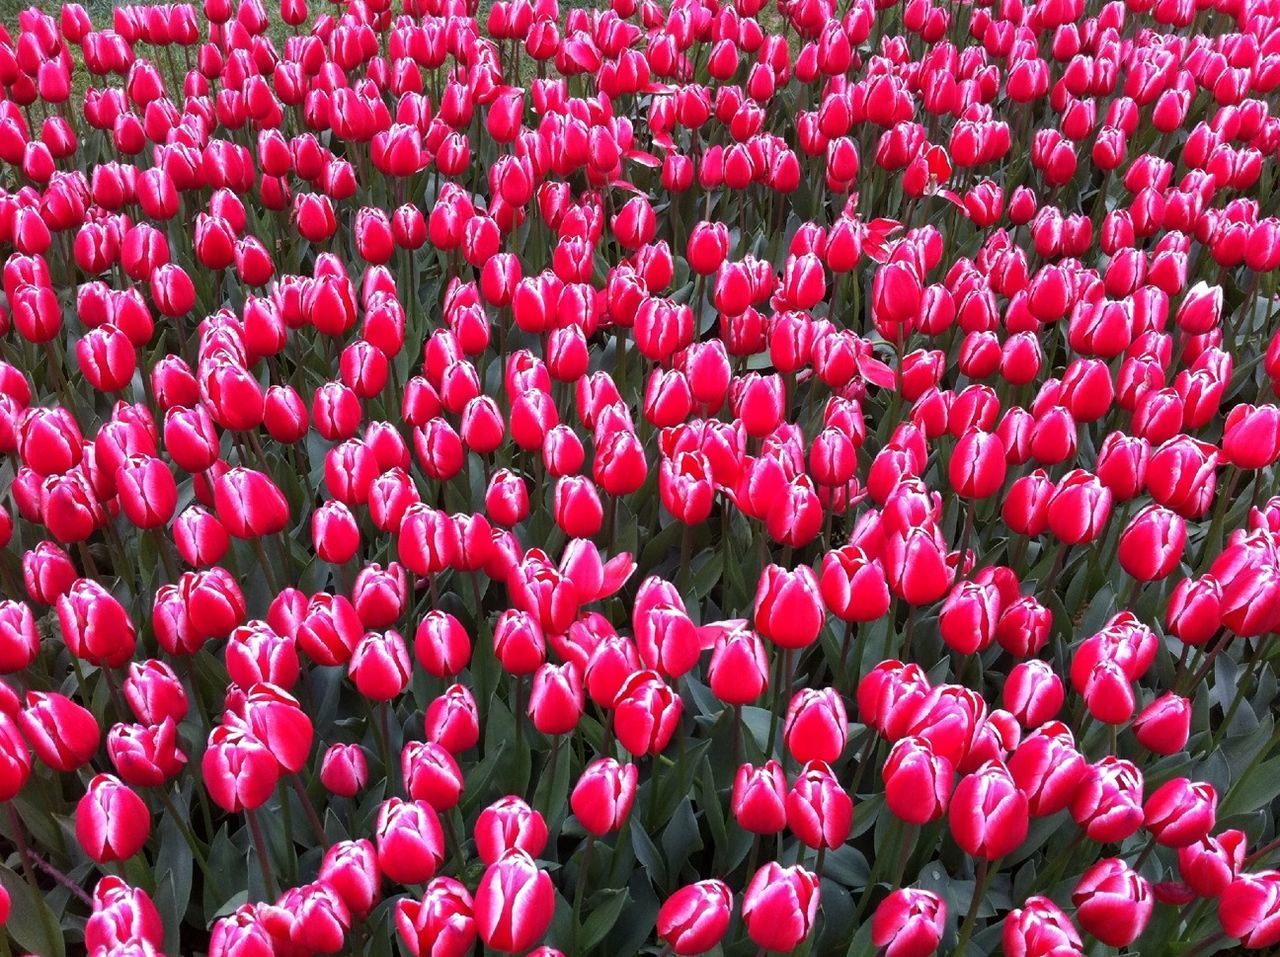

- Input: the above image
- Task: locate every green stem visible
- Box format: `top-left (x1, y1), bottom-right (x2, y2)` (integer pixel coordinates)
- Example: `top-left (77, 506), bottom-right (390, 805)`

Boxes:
top-left (954, 856), bottom-right (1000, 957)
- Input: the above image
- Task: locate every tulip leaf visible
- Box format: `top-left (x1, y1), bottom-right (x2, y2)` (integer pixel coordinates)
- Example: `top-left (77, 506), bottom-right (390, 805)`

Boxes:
top-left (0, 864), bottom-right (65, 957)
top-left (660, 798), bottom-right (703, 887)
top-left (579, 887), bottom-right (630, 952)
top-left (630, 814), bottom-right (668, 889)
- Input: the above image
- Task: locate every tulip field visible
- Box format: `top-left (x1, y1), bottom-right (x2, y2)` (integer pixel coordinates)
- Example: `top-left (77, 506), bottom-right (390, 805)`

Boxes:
top-left (4, 0), bottom-right (1280, 954)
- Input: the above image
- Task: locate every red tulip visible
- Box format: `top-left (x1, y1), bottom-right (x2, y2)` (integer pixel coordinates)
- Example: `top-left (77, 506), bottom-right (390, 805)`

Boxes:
top-left (474, 850), bottom-right (554, 954)
top-left (741, 863), bottom-right (820, 953)
top-left (658, 880), bottom-right (732, 956)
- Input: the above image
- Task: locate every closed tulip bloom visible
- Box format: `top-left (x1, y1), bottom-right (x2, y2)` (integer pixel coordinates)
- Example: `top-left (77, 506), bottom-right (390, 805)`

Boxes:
top-left (54, 578), bottom-right (135, 668)
top-left (320, 839), bottom-right (381, 918)
top-left (1165, 576), bottom-right (1223, 647)
top-left (708, 627), bottom-right (769, 705)
top-left (201, 727), bottom-right (278, 812)
top-left (1145, 778), bottom-right (1217, 848)
top-left (19, 691), bottom-right (100, 772)
top-left (732, 760), bottom-right (788, 834)
top-left (410, 610), bottom-right (469, 678)
top-left (1178, 830), bottom-right (1247, 898)
top-left (241, 683), bottom-right (313, 774)
top-left (786, 760), bottom-right (852, 849)
top-left (320, 743), bottom-right (368, 798)
top-left (1046, 470), bottom-right (1112, 544)
top-left (0, 600), bottom-right (38, 673)
top-left (76, 773), bottom-right (149, 862)
top-left (613, 670), bottom-right (681, 756)
top-left (1002, 896), bottom-right (1082, 957)
top-left (402, 740), bottom-right (464, 812)
top-left (474, 849), bottom-right (554, 954)
top-left (349, 630), bottom-right (412, 701)
top-left (1071, 756), bottom-right (1146, 844)
top-left (396, 877), bottom-right (476, 957)
top-left (426, 684), bottom-right (481, 754)
top-left (528, 662), bottom-right (584, 736)
top-left (938, 580), bottom-right (1001, 655)
top-left (1003, 661), bottom-right (1064, 729)
top-left (783, 687), bottom-right (847, 765)
top-left (1133, 693), bottom-right (1191, 755)
top-left (820, 546), bottom-right (891, 622)
top-left (84, 876), bottom-right (163, 952)
top-left (375, 798), bottom-right (446, 885)
top-left (658, 879), bottom-right (732, 956)
top-left (1223, 404), bottom-right (1280, 470)
top-left (1007, 724), bottom-right (1087, 817)
top-left (754, 564), bottom-right (824, 649)
top-left (884, 527), bottom-right (954, 606)
top-left (107, 719), bottom-right (186, 787)
top-left (741, 863), bottom-right (820, 953)
top-left (884, 736), bottom-right (954, 825)
top-left (950, 760), bottom-right (1029, 860)
top-left (475, 797), bottom-right (548, 867)
top-left (949, 429), bottom-right (1007, 499)
top-left (214, 467), bottom-right (289, 538)
top-left (1219, 871), bottom-right (1280, 949)
top-left (570, 757), bottom-right (638, 835)
top-left (312, 500), bottom-right (360, 565)
top-left (872, 888), bottom-right (946, 957)
top-left (1118, 504), bottom-right (1186, 582)
top-left (1072, 858), bottom-right (1153, 947)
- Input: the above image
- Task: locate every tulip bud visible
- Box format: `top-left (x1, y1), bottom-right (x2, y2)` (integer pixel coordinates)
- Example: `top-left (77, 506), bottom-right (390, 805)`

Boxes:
top-left (872, 888), bottom-right (946, 957)
top-left (658, 880), bottom-right (733, 956)
top-left (570, 757), bottom-right (638, 835)
top-left (742, 863), bottom-right (820, 953)
top-left (475, 850), bottom-right (554, 954)
top-left (1072, 858), bottom-right (1153, 947)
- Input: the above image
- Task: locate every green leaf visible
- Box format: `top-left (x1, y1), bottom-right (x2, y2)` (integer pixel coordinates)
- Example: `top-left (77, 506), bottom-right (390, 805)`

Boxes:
top-left (579, 887), bottom-right (630, 952)
top-left (0, 865), bottom-right (66, 957)
top-left (661, 798), bottom-right (703, 887)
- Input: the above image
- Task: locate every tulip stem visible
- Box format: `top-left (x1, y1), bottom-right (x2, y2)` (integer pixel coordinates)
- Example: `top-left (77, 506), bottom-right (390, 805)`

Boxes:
top-left (246, 807), bottom-right (280, 901)
top-left (155, 786), bottom-right (213, 881)
top-left (1132, 834), bottom-right (1159, 872)
top-left (5, 803), bottom-right (64, 950)
top-left (953, 856), bottom-right (998, 957)
top-left (573, 835), bottom-right (596, 937)
top-left (291, 773), bottom-right (328, 846)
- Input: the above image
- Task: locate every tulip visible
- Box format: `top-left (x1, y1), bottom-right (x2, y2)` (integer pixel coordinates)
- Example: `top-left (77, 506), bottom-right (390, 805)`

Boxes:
top-left (783, 688), bottom-right (847, 765)
top-left (1072, 858), bottom-right (1153, 947)
top-left (1220, 872), bottom-right (1280, 949)
top-left (754, 564), bottom-right (824, 649)
top-left (1002, 896), bottom-right (1082, 957)
top-left (741, 863), bottom-right (820, 953)
top-left (319, 839), bottom-right (381, 917)
top-left (1133, 693), bottom-right (1192, 755)
top-left (786, 760), bottom-right (853, 849)
top-left (883, 736), bottom-right (954, 825)
top-left (1144, 778), bottom-right (1218, 848)
top-left (570, 758), bottom-right (638, 836)
top-left (396, 877), bottom-right (477, 957)
top-left (474, 849), bottom-right (554, 954)
top-left (1178, 830), bottom-right (1246, 898)
top-left (1118, 504), bottom-right (1186, 582)
top-left (475, 797), bottom-right (548, 866)
top-left (872, 888), bottom-right (946, 957)
top-left (613, 670), bottom-right (682, 756)
top-left (949, 760), bottom-right (1029, 860)
top-left (658, 880), bottom-right (733, 955)
top-left (19, 691), bottom-right (100, 772)
top-left (375, 798), bottom-right (446, 885)
top-left (320, 744), bottom-right (368, 798)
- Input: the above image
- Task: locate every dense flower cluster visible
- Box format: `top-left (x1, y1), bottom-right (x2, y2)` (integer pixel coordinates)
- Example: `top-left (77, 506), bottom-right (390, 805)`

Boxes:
top-left (0, 0), bottom-right (1279, 954)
